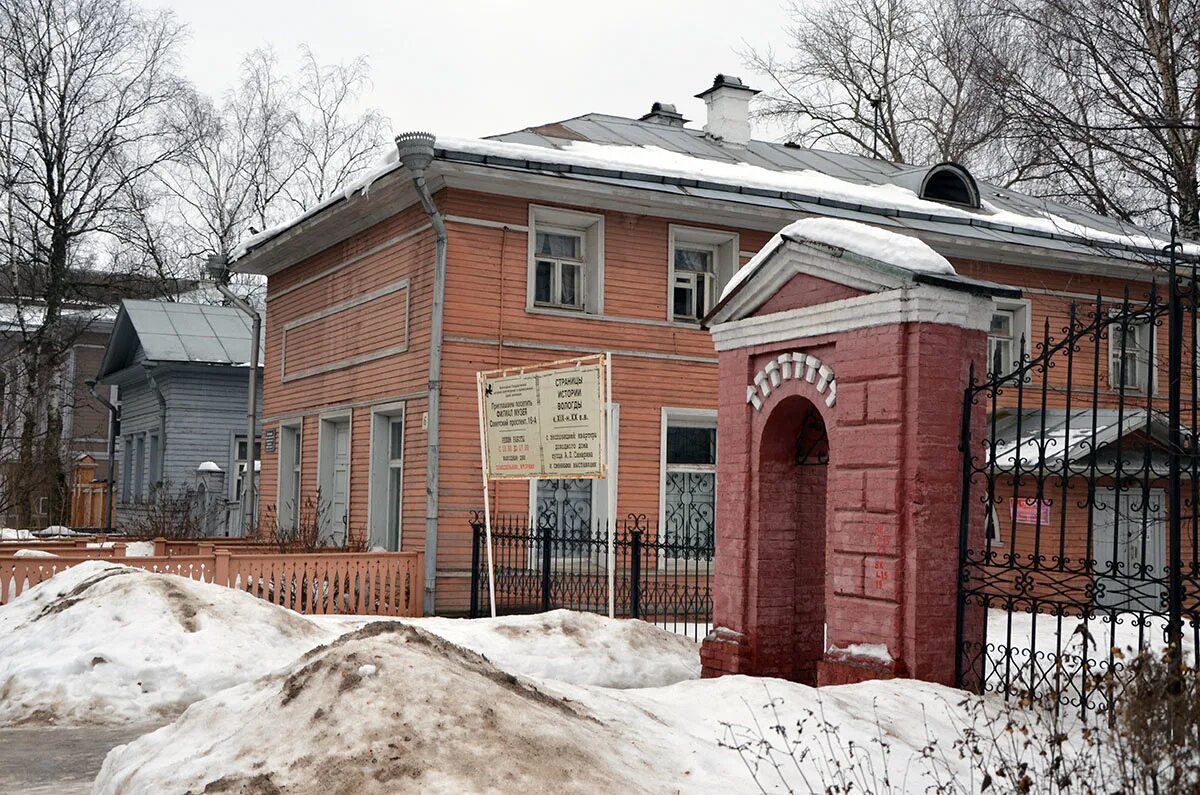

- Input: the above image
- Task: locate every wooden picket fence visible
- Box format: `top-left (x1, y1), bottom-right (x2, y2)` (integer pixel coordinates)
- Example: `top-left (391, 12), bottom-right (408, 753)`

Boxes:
top-left (0, 547), bottom-right (424, 617)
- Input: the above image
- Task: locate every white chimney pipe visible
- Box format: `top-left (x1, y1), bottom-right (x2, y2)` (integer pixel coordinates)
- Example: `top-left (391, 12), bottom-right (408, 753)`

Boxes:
top-left (695, 74), bottom-right (759, 146)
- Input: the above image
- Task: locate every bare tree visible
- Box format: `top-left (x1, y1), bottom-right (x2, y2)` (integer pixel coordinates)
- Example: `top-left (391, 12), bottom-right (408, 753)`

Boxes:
top-left (0, 0), bottom-right (188, 525)
top-left (979, 0), bottom-right (1200, 235)
top-left (144, 46), bottom-right (387, 288)
top-left (745, 0), bottom-right (1009, 172)
top-left (283, 45), bottom-right (388, 211)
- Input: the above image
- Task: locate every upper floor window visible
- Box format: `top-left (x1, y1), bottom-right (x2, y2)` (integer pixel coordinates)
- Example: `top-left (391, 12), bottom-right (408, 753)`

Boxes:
top-left (673, 244), bottom-right (717, 322)
top-left (668, 226), bottom-right (739, 325)
top-left (527, 205), bottom-right (604, 315)
top-left (534, 230), bottom-right (585, 311)
top-left (987, 299), bottom-right (1030, 377)
top-left (1109, 314), bottom-right (1154, 393)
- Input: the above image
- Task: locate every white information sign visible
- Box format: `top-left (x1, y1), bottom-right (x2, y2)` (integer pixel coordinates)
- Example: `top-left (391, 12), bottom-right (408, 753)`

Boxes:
top-left (474, 354), bottom-right (615, 619)
top-left (481, 360), bottom-right (606, 480)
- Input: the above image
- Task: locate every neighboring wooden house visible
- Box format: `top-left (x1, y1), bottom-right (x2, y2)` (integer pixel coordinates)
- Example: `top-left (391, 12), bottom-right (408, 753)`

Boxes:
top-left (96, 300), bottom-right (262, 536)
top-left (230, 73), bottom-right (1195, 614)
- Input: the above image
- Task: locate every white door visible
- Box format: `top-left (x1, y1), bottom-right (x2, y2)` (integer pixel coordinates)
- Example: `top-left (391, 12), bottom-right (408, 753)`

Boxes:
top-left (330, 421), bottom-right (350, 545)
top-left (1093, 489), bottom-right (1165, 612)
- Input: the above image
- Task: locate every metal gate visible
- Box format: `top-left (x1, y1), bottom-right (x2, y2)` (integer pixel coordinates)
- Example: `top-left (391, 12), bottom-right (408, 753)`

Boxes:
top-left (956, 239), bottom-right (1200, 719)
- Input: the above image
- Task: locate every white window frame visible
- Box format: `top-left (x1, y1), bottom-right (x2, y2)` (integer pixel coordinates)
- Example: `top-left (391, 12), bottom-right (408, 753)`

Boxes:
top-left (532, 225), bottom-right (586, 311)
top-left (667, 226), bottom-right (739, 325)
top-left (367, 403), bottom-right (405, 551)
top-left (148, 432), bottom-right (161, 494)
top-left (121, 434), bottom-right (133, 504)
top-left (317, 410), bottom-right (353, 544)
top-left (527, 205), bottom-right (605, 316)
top-left (231, 434), bottom-right (262, 503)
top-left (987, 297), bottom-right (1032, 376)
top-left (277, 421), bottom-right (303, 531)
top-left (658, 407), bottom-right (717, 569)
top-left (1107, 311), bottom-right (1156, 394)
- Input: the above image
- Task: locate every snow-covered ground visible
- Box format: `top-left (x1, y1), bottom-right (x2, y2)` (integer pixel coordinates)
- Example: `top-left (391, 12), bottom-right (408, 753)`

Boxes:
top-left (0, 561), bottom-right (334, 725)
top-left (93, 621), bottom-right (982, 794)
top-left (0, 563), bottom-right (1103, 792)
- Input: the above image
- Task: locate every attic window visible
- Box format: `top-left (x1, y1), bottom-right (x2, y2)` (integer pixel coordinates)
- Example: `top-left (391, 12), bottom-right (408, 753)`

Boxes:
top-left (920, 164), bottom-right (980, 208)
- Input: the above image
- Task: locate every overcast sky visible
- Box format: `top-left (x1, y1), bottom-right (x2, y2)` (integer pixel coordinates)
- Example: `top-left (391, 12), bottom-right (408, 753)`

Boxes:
top-left (150, 0), bottom-right (794, 141)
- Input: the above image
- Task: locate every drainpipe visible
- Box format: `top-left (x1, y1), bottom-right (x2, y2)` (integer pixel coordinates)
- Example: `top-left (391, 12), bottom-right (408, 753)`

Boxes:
top-left (143, 363), bottom-right (167, 496)
top-left (396, 131), bottom-right (446, 615)
top-left (84, 378), bottom-right (118, 531)
top-left (207, 255), bottom-right (261, 537)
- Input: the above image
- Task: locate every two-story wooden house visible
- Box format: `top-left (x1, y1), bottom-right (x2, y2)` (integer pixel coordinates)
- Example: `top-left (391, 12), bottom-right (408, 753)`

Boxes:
top-left (232, 74), bottom-right (1192, 615)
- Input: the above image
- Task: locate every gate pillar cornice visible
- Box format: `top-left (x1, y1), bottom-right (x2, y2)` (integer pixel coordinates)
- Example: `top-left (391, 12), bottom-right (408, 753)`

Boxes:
top-left (700, 224), bottom-right (1016, 687)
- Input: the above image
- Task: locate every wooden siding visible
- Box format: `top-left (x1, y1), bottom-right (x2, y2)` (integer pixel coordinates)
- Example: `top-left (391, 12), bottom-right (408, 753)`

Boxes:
top-left (257, 201), bottom-right (435, 566)
top-left (260, 185), bottom-right (1180, 613)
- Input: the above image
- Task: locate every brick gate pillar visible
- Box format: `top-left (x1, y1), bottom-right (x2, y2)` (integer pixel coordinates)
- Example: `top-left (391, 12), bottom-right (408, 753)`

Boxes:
top-left (700, 228), bottom-right (1013, 688)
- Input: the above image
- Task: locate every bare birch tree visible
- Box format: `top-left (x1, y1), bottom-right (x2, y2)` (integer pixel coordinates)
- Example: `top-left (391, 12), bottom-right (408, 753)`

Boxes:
top-left (979, 0), bottom-right (1200, 235)
top-left (745, 0), bottom-right (1009, 172)
top-left (0, 0), bottom-right (187, 525)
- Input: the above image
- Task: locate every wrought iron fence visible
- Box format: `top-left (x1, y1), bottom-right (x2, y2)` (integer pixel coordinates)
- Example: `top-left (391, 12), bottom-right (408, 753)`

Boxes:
top-left (956, 241), bottom-right (1200, 720)
top-left (468, 512), bottom-right (713, 641)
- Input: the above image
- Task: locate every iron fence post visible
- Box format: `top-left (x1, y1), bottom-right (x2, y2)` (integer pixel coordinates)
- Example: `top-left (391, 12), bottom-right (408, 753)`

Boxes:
top-left (630, 529), bottom-right (642, 619)
top-left (954, 361), bottom-right (976, 690)
top-left (540, 520), bottom-right (552, 612)
top-left (469, 518), bottom-right (481, 619)
top-left (1167, 229), bottom-right (1184, 658)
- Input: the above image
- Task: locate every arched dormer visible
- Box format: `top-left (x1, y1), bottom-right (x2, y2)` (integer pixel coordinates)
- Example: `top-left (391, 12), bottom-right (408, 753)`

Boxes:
top-left (920, 162), bottom-right (980, 208)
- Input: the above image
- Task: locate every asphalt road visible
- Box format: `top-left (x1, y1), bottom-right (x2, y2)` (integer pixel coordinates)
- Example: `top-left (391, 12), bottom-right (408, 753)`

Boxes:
top-left (0, 723), bottom-right (163, 794)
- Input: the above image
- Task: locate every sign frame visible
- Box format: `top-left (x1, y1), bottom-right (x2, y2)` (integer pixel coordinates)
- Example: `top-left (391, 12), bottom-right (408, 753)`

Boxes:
top-left (475, 354), bottom-right (615, 618)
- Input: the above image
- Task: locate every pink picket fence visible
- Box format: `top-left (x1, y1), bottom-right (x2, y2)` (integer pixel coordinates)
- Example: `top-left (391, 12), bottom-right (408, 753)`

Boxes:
top-left (0, 550), bottom-right (424, 617)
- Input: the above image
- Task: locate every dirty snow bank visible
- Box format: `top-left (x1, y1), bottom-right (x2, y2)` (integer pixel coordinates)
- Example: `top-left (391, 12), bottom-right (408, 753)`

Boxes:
top-left (314, 608), bottom-right (700, 688)
top-left (94, 623), bottom-right (664, 795)
top-left (0, 561), bottom-right (334, 725)
top-left (95, 623), bottom-right (983, 794)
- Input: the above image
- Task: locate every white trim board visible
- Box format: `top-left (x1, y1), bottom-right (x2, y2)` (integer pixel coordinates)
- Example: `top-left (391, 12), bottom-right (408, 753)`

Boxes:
top-left (709, 284), bottom-right (995, 352)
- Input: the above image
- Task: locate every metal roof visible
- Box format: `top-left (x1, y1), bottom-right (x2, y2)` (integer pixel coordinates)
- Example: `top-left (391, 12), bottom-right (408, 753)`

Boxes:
top-left (989, 408), bottom-right (1173, 474)
top-left (481, 113), bottom-right (1189, 264)
top-left (98, 300), bottom-right (259, 379)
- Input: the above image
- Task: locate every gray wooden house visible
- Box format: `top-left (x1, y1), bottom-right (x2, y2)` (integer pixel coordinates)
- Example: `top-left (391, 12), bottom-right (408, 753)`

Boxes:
top-left (97, 300), bottom-right (263, 535)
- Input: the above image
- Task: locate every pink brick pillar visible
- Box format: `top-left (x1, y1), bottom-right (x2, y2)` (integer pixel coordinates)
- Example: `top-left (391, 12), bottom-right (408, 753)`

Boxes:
top-left (701, 318), bottom-right (988, 688)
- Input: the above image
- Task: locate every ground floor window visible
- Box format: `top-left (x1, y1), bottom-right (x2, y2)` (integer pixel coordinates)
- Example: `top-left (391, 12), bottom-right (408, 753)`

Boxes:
top-left (1094, 488), bottom-right (1165, 612)
top-left (534, 478), bottom-right (595, 556)
top-left (662, 409), bottom-right (716, 558)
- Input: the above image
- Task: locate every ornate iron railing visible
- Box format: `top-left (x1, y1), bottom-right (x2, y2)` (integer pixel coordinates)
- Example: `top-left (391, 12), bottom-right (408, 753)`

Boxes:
top-left (468, 512), bottom-right (713, 642)
top-left (957, 242), bottom-right (1200, 719)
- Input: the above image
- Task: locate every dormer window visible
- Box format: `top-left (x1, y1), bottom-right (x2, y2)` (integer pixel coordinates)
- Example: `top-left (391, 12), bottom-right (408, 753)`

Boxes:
top-left (920, 163), bottom-right (981, 209)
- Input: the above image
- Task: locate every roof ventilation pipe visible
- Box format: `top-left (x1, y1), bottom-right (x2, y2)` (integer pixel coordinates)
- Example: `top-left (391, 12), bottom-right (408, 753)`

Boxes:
top-left (396, 131), bottom-right (445, 616)
top-left (695, 74), bottom-right (760, 146)
top-left (639, 102), bottom-right (689, 128)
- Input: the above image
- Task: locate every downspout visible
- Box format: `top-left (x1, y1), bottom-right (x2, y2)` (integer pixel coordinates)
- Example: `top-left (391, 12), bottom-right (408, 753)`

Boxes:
top-left (396, 132), bottom-right (445, 615)
top-left (84, 378), bottom-right (118, 531)
top-left (143, 363), bottom-right (167, 495)
top-left (208, 256), bottom-right (262, 537)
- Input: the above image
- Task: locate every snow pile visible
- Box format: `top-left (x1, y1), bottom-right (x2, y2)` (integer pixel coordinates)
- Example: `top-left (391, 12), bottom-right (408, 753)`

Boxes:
top-left (94, 621), bottom-right (982, 794)
top-left (0, 561), bottom-right (334, 725)
top-left (122, 540), bottom-right (155, 557)
top-left (721, 217), bottom-right (954, 301)
top-left (95, 622), bottom-right (663, 794)
top-left (1, 528), bottom-right (34, 540)
top-left (12, 548), bottom-right (59, 558)
top-left (316, 609), bottom-right (699, 688)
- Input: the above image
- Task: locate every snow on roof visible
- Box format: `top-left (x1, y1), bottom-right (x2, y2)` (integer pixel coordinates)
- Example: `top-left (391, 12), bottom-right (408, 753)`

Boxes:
top-left (196, 461), bottom-right (223, 473)
top-left (230, 128), bottom-right (1198, 268)
top-left (720, 218), bottom-right (954, 301)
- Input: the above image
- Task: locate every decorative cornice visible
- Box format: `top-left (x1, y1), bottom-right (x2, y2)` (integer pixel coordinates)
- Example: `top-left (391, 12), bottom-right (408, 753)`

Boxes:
top-left (710, 284), bottom-right (994, 352)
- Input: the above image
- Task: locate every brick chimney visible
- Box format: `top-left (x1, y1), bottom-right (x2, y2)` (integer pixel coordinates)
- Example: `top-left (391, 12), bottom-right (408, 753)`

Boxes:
top-left (695, 74), bottom-right (759, 146)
